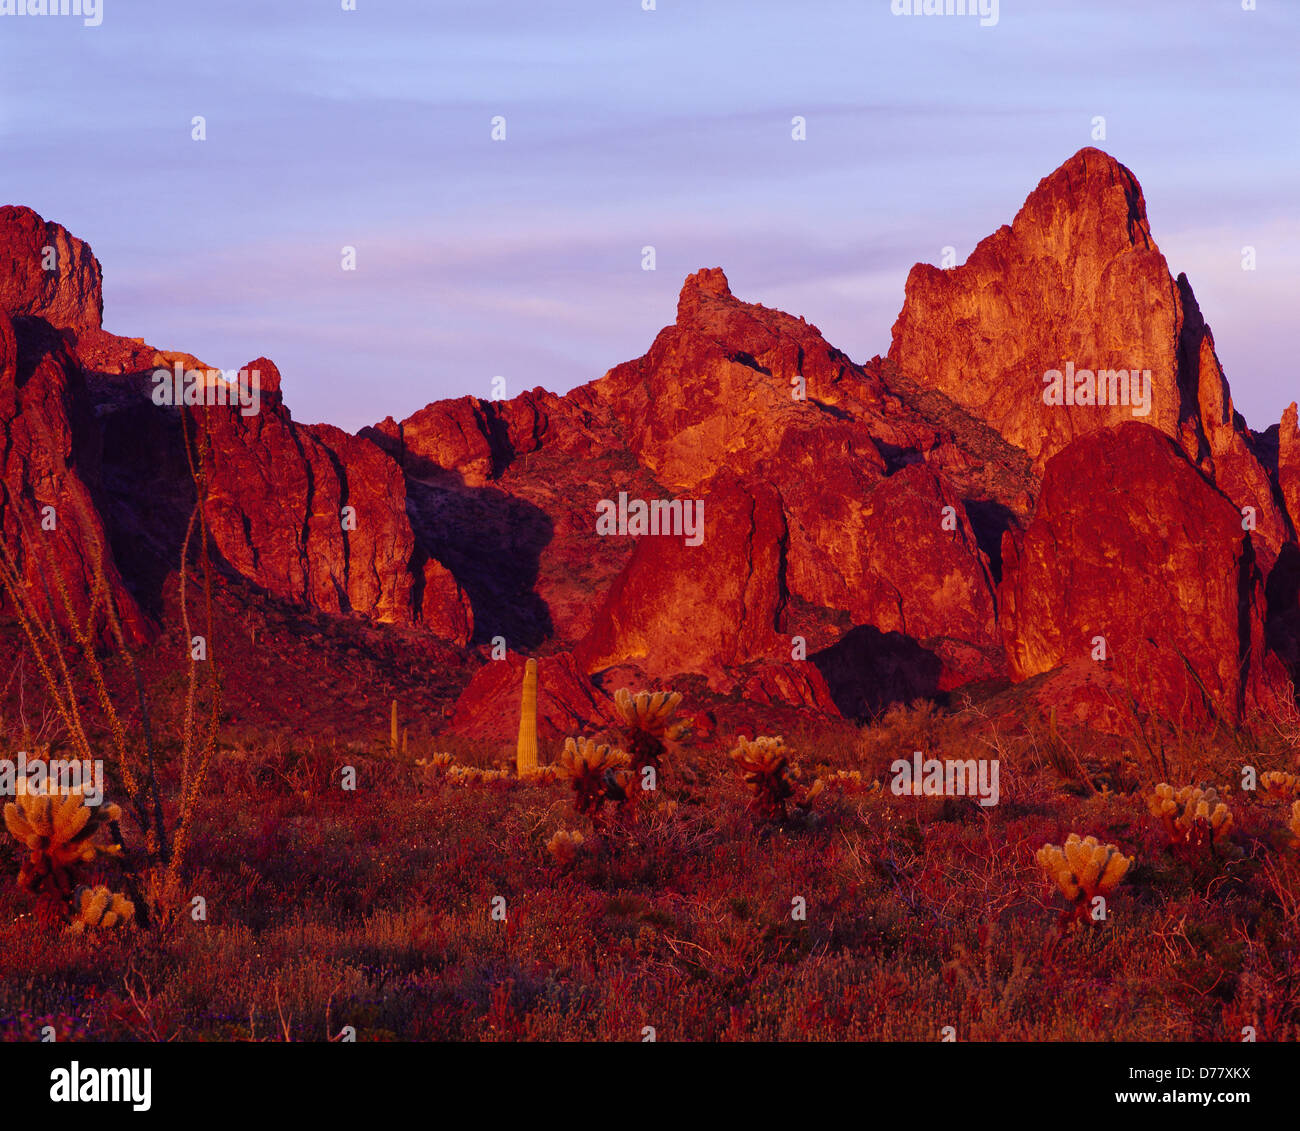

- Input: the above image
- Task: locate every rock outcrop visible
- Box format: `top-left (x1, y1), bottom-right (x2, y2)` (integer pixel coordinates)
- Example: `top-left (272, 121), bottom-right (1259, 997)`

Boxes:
top-left (418, 556), bottom-right (474, 646)
top-left (0, 206), bottom-right (103, 335)
top-left (198, 359), bottom-right (411, 624)
top-left (999, 423), bottom-right (1282, 726)
top-left (403, 266), bottom-right (1014, 718)
top-left (574, 475), bottom-right (789, 689)
top-left (0, 311), bottom-right (148, 644)
top-left (1280, 403), bottom-right (1300, 537)
top-left (888, 148), bottom-right (1289, 552)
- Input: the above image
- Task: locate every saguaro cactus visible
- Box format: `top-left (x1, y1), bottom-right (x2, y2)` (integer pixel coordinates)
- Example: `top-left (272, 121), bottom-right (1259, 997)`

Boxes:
top-left (517, 658), bottom-right (539, 775)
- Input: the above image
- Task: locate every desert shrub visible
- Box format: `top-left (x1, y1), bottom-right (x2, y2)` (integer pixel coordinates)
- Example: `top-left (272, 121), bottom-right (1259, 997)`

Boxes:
top-left (545, 829), bottom-right (585, 869)
top-left (414, 752), bottom-right (455, 782)
top-left (819, 769), bottom-right (881, 795)
top-left (853, 700), bottom-right (945, 777)
top-left (446, 766), bottom-right (514, 787)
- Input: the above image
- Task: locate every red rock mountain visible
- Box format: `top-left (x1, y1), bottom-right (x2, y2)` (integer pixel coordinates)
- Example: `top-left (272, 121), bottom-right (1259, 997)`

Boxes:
top-left (1, 148), bottom-right (1297, 739)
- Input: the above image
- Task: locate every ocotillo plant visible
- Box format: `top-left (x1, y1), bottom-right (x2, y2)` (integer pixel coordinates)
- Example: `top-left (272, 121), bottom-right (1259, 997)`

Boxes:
top-left (517, 658), bottom-right (539, 776)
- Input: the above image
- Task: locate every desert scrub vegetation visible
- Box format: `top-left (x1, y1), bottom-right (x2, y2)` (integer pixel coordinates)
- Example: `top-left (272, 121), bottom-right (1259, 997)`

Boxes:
top-left (414, 752), bottom-right (455, 782)
top-left (4, 653), bottom-right (1300, 1039)
top-left (545, 828), bottom-right (584, 869)
top-left (1260, 771), bottom-right (1299, 800)
top-left (556, 737), bottom-right (633, 816)
top-left (68, 885), bottom-right (135, 934)
top-left (3, 783), bottom-right (123, 900)
top-left (4, 713), bottom-right (1300, 1041)
top-left (613, 688), bottom-right (687, 775)
top-left (2, 776), bottom-right (139, 937)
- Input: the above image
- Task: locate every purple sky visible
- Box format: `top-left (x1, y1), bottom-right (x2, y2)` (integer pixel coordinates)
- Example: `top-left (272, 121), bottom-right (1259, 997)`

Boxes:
top-left (1, 0), bottom-right (1296, 432)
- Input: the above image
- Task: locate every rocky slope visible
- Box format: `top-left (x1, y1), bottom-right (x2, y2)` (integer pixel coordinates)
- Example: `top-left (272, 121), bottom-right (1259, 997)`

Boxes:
top-left (1, 147), bottom-right (1297, 741)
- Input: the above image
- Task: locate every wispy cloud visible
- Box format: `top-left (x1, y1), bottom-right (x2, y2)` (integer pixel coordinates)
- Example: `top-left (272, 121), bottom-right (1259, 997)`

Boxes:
top-left (1, 0), bottom-right (1295, 430)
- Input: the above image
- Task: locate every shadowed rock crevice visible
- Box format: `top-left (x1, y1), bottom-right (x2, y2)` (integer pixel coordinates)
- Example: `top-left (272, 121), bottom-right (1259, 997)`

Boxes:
top-left (1265, 542), bottom-right (1300, 704)
top-left (962, 498), bottom-right (1018, 585)
top-left (402, 474), bottom-right (553, 649)
top-left (810, 625), bottom-right (944, 719)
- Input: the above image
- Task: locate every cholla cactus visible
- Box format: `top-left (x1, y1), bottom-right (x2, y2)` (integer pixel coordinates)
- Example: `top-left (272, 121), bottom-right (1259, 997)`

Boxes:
top-left (446, 765), bottom-right (514, 787)
top-left (729, 735), bottom-right (824, 820)
top-left (1148, 783), bottom-right (1234, 851)
top-left (1036, 834), bottom-right (1133, 925)
top-left (556, 737), bottom-right (631, 815)
top-left (614, 689), bottom-right (686, 773)
top-left (520, 763), bottom-right (560, 784)
top-left (546, 828), bottom-right (585, 868)
top-left (3, 785), bottom-right (122, 897)
top-left (69, 885), bottom-right (135, 934)
top-left (415, 753), bottom-right (455, 786)
top-left (821, 769), bottom-right (881, 795)
top-left (1260, 772), bottom-right (1299, 801)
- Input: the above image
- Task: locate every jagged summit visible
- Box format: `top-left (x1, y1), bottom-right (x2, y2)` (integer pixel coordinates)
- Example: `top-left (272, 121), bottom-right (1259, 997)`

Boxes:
top-left (677, 265), bottom-right (732, 310)
top-left (1018, 147), bottom-right (1155, 254)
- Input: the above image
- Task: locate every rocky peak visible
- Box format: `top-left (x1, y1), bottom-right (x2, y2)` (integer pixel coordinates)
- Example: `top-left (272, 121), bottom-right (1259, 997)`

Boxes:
top-left (0, 205), bottom-right (104, 334)
top-left (243, 356), bottom-right (283, 410)
top-left (1014, 146), bottom-right (1155, 258)
top-left (676, 266), bottom-right (733, 321)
